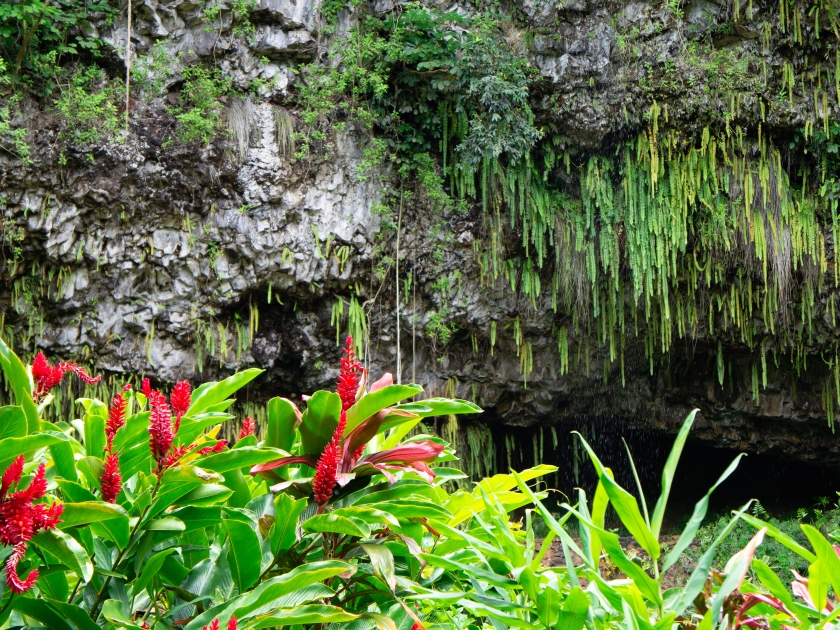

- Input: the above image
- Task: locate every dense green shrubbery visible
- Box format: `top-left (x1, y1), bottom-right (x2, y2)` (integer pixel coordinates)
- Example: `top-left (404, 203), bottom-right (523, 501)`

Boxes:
top-left (1, 336), bottom-right (840, 630)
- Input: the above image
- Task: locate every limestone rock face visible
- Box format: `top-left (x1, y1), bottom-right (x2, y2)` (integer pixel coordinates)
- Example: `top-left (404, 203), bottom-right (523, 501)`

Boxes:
top-left (2, 0), bottom-right (839, 466)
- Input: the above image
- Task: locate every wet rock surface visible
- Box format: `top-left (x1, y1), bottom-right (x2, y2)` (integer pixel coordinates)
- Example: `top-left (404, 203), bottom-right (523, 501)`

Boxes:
top-left (1, 0), bottom-right (839, 466)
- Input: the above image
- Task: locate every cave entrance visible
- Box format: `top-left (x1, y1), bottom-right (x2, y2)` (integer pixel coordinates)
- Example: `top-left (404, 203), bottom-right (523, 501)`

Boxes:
top-left (489, 418), bottom-right (840, 531)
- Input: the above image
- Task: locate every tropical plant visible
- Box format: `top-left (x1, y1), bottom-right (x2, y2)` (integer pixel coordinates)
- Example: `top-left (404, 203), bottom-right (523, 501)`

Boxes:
top-left (0, 335), bottom-right (500, 629)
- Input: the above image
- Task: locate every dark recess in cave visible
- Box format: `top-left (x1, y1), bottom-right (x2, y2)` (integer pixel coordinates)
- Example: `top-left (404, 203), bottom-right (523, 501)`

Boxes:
top-left (490, 418), bottom-right (839, 528)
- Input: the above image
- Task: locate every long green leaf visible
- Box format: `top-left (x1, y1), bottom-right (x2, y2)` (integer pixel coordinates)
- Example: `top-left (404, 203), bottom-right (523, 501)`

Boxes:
top-left (223, 518), bottom-right (262, 591)
top-left (31, 528), bottom-right (93, 582)
top-left (265, 397), bottom-right (300, 452)
top-left (0, 432), bottom-right (67, 470)
top-left (251, 605), bottom-right (360, 627)
top-left (271, 494), bottom-right (307, 556)
top-left (0, 336), bottom-right (39, 432)
top-left (200, 447), bottom-right (291, 473)
top-left (574, 432), bottom-right (660, 560)
top-left (187, 369), bottom-right (263, 417)
top-left (303, 513), bottom-right (370, 538)
top-left (60, 501), bottom-right (129, 528)
top-left (651, 409), bottom-right (697, 538)
top-left (662, 454), bottom-right (743, 572)
top-left (132, 548), bottom-right (176, 596)
top-left (0, 405), bottom-right (26, 439)
top-left (13, 598), bottom-right (75, 630)
top-left (299, 390), bottom-right (342, 454)
top-left (739, 513), bottom-right (816, 562)
top-left (345, 384), bottom-right (423, 433)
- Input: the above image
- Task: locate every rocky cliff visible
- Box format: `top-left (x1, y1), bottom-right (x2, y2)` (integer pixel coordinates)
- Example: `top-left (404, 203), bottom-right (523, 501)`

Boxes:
top-left (2, 0), bottom-right (840, 469)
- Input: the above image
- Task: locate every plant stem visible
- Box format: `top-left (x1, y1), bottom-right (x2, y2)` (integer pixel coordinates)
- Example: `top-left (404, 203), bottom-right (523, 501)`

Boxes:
top-left (395, 180), bottom-right (403, 384)
top-left (67, 576), bottom-right (83, 603)
top-left (91, 476), bottom-right (162, 619)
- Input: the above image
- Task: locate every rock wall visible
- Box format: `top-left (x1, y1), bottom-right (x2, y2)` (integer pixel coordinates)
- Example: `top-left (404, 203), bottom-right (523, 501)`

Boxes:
top-left (2, 0), bottom-right (840, 466)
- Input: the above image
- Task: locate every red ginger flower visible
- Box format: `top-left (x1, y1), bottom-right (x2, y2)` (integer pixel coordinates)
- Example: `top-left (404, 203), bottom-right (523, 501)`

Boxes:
top-left (312, 410), bottom-right (347, 505)
top-left (140, 378), bottom-right (153, 397)
top-left (100, 452), bottom-right (122, 503)
top-left (31, 352), bottom-right (102, 402)
top-left (239, 416), bottom-right (256, 439)
top-left (337, 336), bottom-right (362, 411)
top-left (149, 391), bottom-right (174, 464)
top-left (0, 457), bottom-right (63, 594)
top-left (106, 385), bottom-right (131, 446)
top-left (197, 440), bottom-right (227, 455)
top-left (170, 380), bottom-right (191, 432)
top-left (203, 615), bottom-right (237, 630)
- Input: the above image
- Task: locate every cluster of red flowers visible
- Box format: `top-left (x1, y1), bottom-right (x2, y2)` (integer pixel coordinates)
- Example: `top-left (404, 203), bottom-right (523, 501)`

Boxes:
top-left (0, 456), bottom-right (63, 593)
top-left (100, 384), bottom-right (132, 503)
top-left (31, 352), bottom-right (102, 401)
top-left (312, 337), bottom-right (362, 505)
top-left (145, 378), bottom-right (226, 473)
top-left (203, 615), bottom-right (237, 630)
top-left (239, 416), bottom-right (256, 439)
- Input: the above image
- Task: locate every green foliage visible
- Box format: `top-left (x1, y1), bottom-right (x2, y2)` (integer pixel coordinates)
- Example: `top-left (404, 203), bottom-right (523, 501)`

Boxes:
top-left (0, 0), bottom-right (114, 82)
top-left (171, 67), bottom-right (232, 144)
top-left (0, 104), bottom-right (30, 163)
top-left (53, 65), bottom-right (120, 147)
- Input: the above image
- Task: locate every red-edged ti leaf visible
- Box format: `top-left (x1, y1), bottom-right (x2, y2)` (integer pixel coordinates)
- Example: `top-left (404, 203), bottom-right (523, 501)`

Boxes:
top-left (369, 373), bottom-right (393, 392)
top-left (341, 411), bottom-right (388, 467)
top-left (361, 441), bottom-right (445, 465)
top-left (737, 594), bottom-right (795, 620)
top-left (251, 455), bottom-right (318, 475)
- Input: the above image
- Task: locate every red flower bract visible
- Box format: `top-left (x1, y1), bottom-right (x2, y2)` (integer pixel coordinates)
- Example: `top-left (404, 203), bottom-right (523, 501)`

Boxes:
top-left (337, 336), bottom-right (362, 411)
top-left (197, 440), bottom-right (227, 455)
top-left (31, 352), bottom-right (102, 401)
top-left (239, 416), bottom-right (256, 439)
top-left (140, 378), bottom-right (153, 397)
top-left (100, 452), bottom-right (122, 503)
top-left (106, 387), bottom-right (130, 446)
top-left (170, 380), bottom-right (191, 431)
top-left (202, 615), bottom-right (236, 630)
top-left (0, 457), bottom-right (63, 594)
top-left (149, 391), bottom-right (174, 463)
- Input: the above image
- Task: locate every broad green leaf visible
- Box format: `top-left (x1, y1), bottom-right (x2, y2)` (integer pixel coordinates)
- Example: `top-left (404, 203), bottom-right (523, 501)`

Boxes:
top-left (223, 469), bottom-right (252, 508)
top-left (371, 500), bottom-right (450, 522)
top-left (132, 548), bottom-right (176, 597)
top-left (185, 560), bottom-right (353, 630)
top-left (200, 447), bottom-right (291, 473)
top-left (381, 398), bottom-right (482, 449)
top-left (50, 440), bottom-right (78, 481)
top-left (574, 432), bottom-right (660, 560)
top-left (13, 598), bottom-right (75, 630)
top-left (42, 599), bottom-right (100, 630)
top-left (60, 501), bottom-right (129, 527)
top-left (476, 464), bottom-right (557, 494)
top-left (662, 454), bottom-right (743, 572)
top-left (224, 518), bottom-right (262, 591)
top-left (303, 513), bottom-right (370, 538)
top-left (345, 384), bottom-right (423, 433)
top-left (557, 586), bottom-right (590, 630)
top-left (332, 506), bottom-right (399, 528)
top-left (802, 524), bottom-right (840, 601)
top-left (271, 494), bottom-right (307, 556)
top-left (251, 605), bottom-right (359, 627)
top-left (31, 527), bottom-right (93, 582)
top-left (188, 369), bottom-right (263, 417)
top-left (110, 411), bottom-right (150, 452)
top-left (180, 483), bottom-right (233, 506)
top-left (176, 413), bottom-right (232, 446)
top-left (362, 543), bottom-right (397, 592)
top-left (651, 409), bottom-right (697, 538)
top-left (352, 479), bottom-right (441, 506)
top-left (0, 405), bottom-right (26, 439)
top-left (83, 403), bottom-right (108, 459)
top-left (76, 456), bottom-right (104, 489)
top-left (299, 390), bottom-right (342, 454)
top-left (0, 432), bottom-right (68, 470)
top-left (0, 336), bottom-right (39, 432)
top-left (144, 517), bottom-right (186, 531)
top-left (266, 397), bottom-right (300, 452)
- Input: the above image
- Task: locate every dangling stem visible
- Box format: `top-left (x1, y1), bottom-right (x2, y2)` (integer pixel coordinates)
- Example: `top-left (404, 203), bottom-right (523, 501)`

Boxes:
top-left (395, 180), bottom-right (404, 384)
top-left (125, 0), bottom-right (132, 132)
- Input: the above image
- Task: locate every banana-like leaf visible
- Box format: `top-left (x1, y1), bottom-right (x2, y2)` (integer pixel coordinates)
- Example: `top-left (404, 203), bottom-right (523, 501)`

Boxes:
top-left (131, 548), bottom-right (176, 597)
top-left (224, 518), bottom-right (262, 591)
top-left (265, 397), bottom-right (301, 452)
top-left (251, 605), bottom-right (360, 627)
top-left (345, 384), bottom-right (424, 433)
top-left (0, 336), bottom-right (39, 432)
top-left (303, 513), bottom-right (371, 538)
top-left (187, 368), bottom-right (263, 417)
top-left (299, 390), bottom-right (342, 455)
top-left (31, 528), bottom-right (93, 582)
top-left (650, 409), bottom-right (697, 539)
top-left (0, 405), bottom-right (26, 439)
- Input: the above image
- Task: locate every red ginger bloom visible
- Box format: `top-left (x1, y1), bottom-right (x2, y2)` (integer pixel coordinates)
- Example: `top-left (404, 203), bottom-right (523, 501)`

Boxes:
top-left (239, 416), bottom-right (256, 439)
top-left (312, 410), bottom-right (347, 505)
top-left (197, 440), bottom-right (227, 456)
top-left (337, 336), bottom-right (362, 411)
top-left (140, 378), bottom-right (153, 397)
top-left (106, 385), bottom-right (131, 446)
top-left (100, 452), bottom-right (122, 503)
top-left (170, 380), bottom-right (191, 432)
top-left (31, 352), bottom-right (102, 401)
top-left (149, 391), bottom-right (174, 464)
top-left (0, 457), bottom-right (63, 593)
top-left (203, 615), bottom-right (237, 630)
